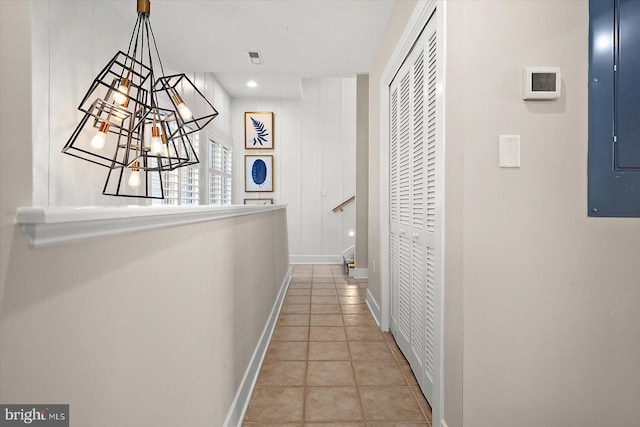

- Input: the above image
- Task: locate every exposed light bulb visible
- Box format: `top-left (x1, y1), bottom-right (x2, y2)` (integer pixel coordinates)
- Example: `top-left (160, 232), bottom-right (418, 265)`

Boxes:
top-left (128, 170), bottom-right (141, 187)
top-left (172, 92), bottom-right (193, 120)
top-left (160, 135), bottom-right (169, 157)
top-left (177, 102), bottom-right (193, 120)
top-left (150, 126), bottom-right (163, 154)
top-left (113, 77), bottom-right (131, 105)
top-left (128, 161), bottom-right (141, 187)
top-left (90, 122), bottom-right (109, 150)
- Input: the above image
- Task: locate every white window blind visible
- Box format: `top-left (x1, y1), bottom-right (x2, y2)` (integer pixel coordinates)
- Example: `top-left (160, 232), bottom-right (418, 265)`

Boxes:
top-left (208, 138), bottom-right (232, 205)
top-left (153, 132), bottom-right (200, 206)
top-left (151, 131), bottom-right (232, 206)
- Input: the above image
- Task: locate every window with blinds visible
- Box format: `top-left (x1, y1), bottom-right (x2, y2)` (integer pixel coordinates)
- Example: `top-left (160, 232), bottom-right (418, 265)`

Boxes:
top-left (152, 132), bottom-right (201, 206)
top-left (208, 138), bottom-right (232, 205)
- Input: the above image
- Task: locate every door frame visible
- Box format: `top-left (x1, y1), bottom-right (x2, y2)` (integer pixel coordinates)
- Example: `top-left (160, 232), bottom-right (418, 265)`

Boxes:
top-left (378, 1), bottom-right (445, 425)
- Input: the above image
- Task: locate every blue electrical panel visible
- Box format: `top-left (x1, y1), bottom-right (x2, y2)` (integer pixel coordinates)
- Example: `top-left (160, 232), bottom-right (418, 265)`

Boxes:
top-left (588, 0), bottom-right (640, 217)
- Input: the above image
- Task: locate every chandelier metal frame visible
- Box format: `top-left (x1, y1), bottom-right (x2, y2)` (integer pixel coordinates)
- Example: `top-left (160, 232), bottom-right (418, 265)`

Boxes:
top-left (62, 0), bottom-right (218, 199)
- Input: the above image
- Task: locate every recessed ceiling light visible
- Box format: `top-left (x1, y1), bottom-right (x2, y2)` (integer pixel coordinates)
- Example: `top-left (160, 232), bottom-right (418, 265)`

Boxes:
top-left (246, 81), bottom-right (258, 88)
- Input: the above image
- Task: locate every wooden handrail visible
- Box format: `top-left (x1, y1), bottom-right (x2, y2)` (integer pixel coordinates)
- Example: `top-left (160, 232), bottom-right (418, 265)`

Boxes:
top-left (332, 196), bottom-right (355, 213)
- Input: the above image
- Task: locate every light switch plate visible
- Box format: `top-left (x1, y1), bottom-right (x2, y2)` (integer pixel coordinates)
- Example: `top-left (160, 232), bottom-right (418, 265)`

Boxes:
top-left (499, 135), bottom-right (520, 168)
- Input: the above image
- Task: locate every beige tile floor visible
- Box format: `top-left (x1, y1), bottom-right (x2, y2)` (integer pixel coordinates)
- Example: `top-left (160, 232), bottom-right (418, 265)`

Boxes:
top-left (243, 264), bottom-right (433, 427)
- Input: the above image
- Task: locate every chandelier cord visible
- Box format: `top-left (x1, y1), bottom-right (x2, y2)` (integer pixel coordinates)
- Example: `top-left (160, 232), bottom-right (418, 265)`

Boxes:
top-left (144, 18), bottom-right (156, 108)
top-left (120, 14), bottom-right (140, 78)
top-left (123, 14), bottom-right (142, 72)
top-left (146, 17), bottom-right (166, 78)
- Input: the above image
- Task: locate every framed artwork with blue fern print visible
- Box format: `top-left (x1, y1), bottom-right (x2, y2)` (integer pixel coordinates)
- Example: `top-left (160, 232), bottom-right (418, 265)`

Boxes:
top-left (244, 111), bottom-right (274, 149)
top-left (245, 154), bottom-right (274, 192)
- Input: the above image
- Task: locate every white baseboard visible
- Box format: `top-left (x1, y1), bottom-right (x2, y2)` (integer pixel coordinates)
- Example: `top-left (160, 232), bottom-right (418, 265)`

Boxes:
top-left (289, 255), bottom-right (342, 264)
top-left (365, 289), bottom-right (381, 327)
top-left (223, 266), bottom-right (293, 427)
top-left (352, 267), bottom-right (368, 279)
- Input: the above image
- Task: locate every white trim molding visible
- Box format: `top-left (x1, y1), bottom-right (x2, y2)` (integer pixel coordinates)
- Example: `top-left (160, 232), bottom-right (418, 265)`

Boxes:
top-left (289, 255), bottom-right (343, 264)
top-left (352, 267), bottom-right (368, 279)
top-left (366, 289), bottom-right (382, 328)
top-left (223, 266), bottom-right (293, 427)
top-left (16, 204), bottom-right (286, 248)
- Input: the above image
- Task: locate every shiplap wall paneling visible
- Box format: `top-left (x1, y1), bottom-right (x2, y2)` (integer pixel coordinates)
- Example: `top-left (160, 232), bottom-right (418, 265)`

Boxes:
top-left (231, 78), bottom-right (356, 263)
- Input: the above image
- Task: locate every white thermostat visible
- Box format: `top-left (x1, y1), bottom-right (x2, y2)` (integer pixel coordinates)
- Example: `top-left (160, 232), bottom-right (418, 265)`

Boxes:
top-left (523, 67), bottom-right (561, 100)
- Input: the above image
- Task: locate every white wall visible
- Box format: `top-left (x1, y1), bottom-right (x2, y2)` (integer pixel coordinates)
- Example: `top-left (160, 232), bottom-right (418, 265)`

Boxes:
top-left (355, 74), bottom-right (369, 270)
top-left (31, 1), bottom-right (232, 207)
top-left (232, 78), bottom-right (357, 263)
top-left (446, 1), bottom-right (640, 426)
top-left (32, 0), bottom-right (132, 207)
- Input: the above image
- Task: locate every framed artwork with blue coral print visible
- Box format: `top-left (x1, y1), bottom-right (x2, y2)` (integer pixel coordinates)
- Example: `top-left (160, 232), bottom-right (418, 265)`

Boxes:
top-left (244, 112), bottom-right (274, 149)
top-left (245, 155), bottom-right (274, 192)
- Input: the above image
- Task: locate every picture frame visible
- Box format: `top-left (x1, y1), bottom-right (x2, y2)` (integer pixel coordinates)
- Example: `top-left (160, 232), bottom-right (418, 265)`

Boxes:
top-left (244, 112), bottom-right (274, 149)
top-left (244, 198), bottom-right (274, 206)
top-left (245, 155), bottom-right (274, 192)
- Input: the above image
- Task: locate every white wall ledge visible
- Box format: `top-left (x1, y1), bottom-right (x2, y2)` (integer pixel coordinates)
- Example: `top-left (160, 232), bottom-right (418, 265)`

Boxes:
top-left (16, 204), bottom-right (287, 248)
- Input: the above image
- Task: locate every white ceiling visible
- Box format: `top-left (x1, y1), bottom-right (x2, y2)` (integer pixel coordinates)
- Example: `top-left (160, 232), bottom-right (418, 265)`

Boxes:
top-left (134, 0), bottom-right (396, 98)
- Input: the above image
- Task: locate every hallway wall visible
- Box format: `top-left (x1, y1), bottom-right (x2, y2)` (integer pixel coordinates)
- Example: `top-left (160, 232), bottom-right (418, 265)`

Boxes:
top-left (231, 78), bottom-right (357, 263)
top-left (355, 74), bottom-right (370, 271)
top-left (446, 1), bottom-right (640, 426)
top-left (1, 3), bottom-right (290, 426)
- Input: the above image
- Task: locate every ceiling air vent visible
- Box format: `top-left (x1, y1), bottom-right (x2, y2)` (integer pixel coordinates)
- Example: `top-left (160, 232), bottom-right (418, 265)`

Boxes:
top-left (248, 50), bottom-right (264, 65)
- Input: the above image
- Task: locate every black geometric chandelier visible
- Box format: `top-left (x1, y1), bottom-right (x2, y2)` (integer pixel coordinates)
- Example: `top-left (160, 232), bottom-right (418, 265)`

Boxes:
top-left (62, 0), bottom-right (218, 199)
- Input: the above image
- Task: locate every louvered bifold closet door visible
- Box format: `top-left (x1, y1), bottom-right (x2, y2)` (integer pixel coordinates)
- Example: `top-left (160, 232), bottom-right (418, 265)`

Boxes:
top-left (389, 35), bottom-right (426, 387)
top-left (389, 14), bottom-right (440, 406)
top-left (390, 86), bottom-right (400, 330)
top-left (389, 67), bottom-right (412, 348)
top-left (421, 26), bottom-right (439, 402)
top-left (397, 69), bottom-right (413, 351)
top-left (410, 46), bottom-right (428, 391)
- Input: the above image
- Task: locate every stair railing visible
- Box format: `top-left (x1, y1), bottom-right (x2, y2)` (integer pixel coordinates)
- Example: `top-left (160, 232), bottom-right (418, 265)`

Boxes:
top-left (332, 196), bottom-right (355, 213)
